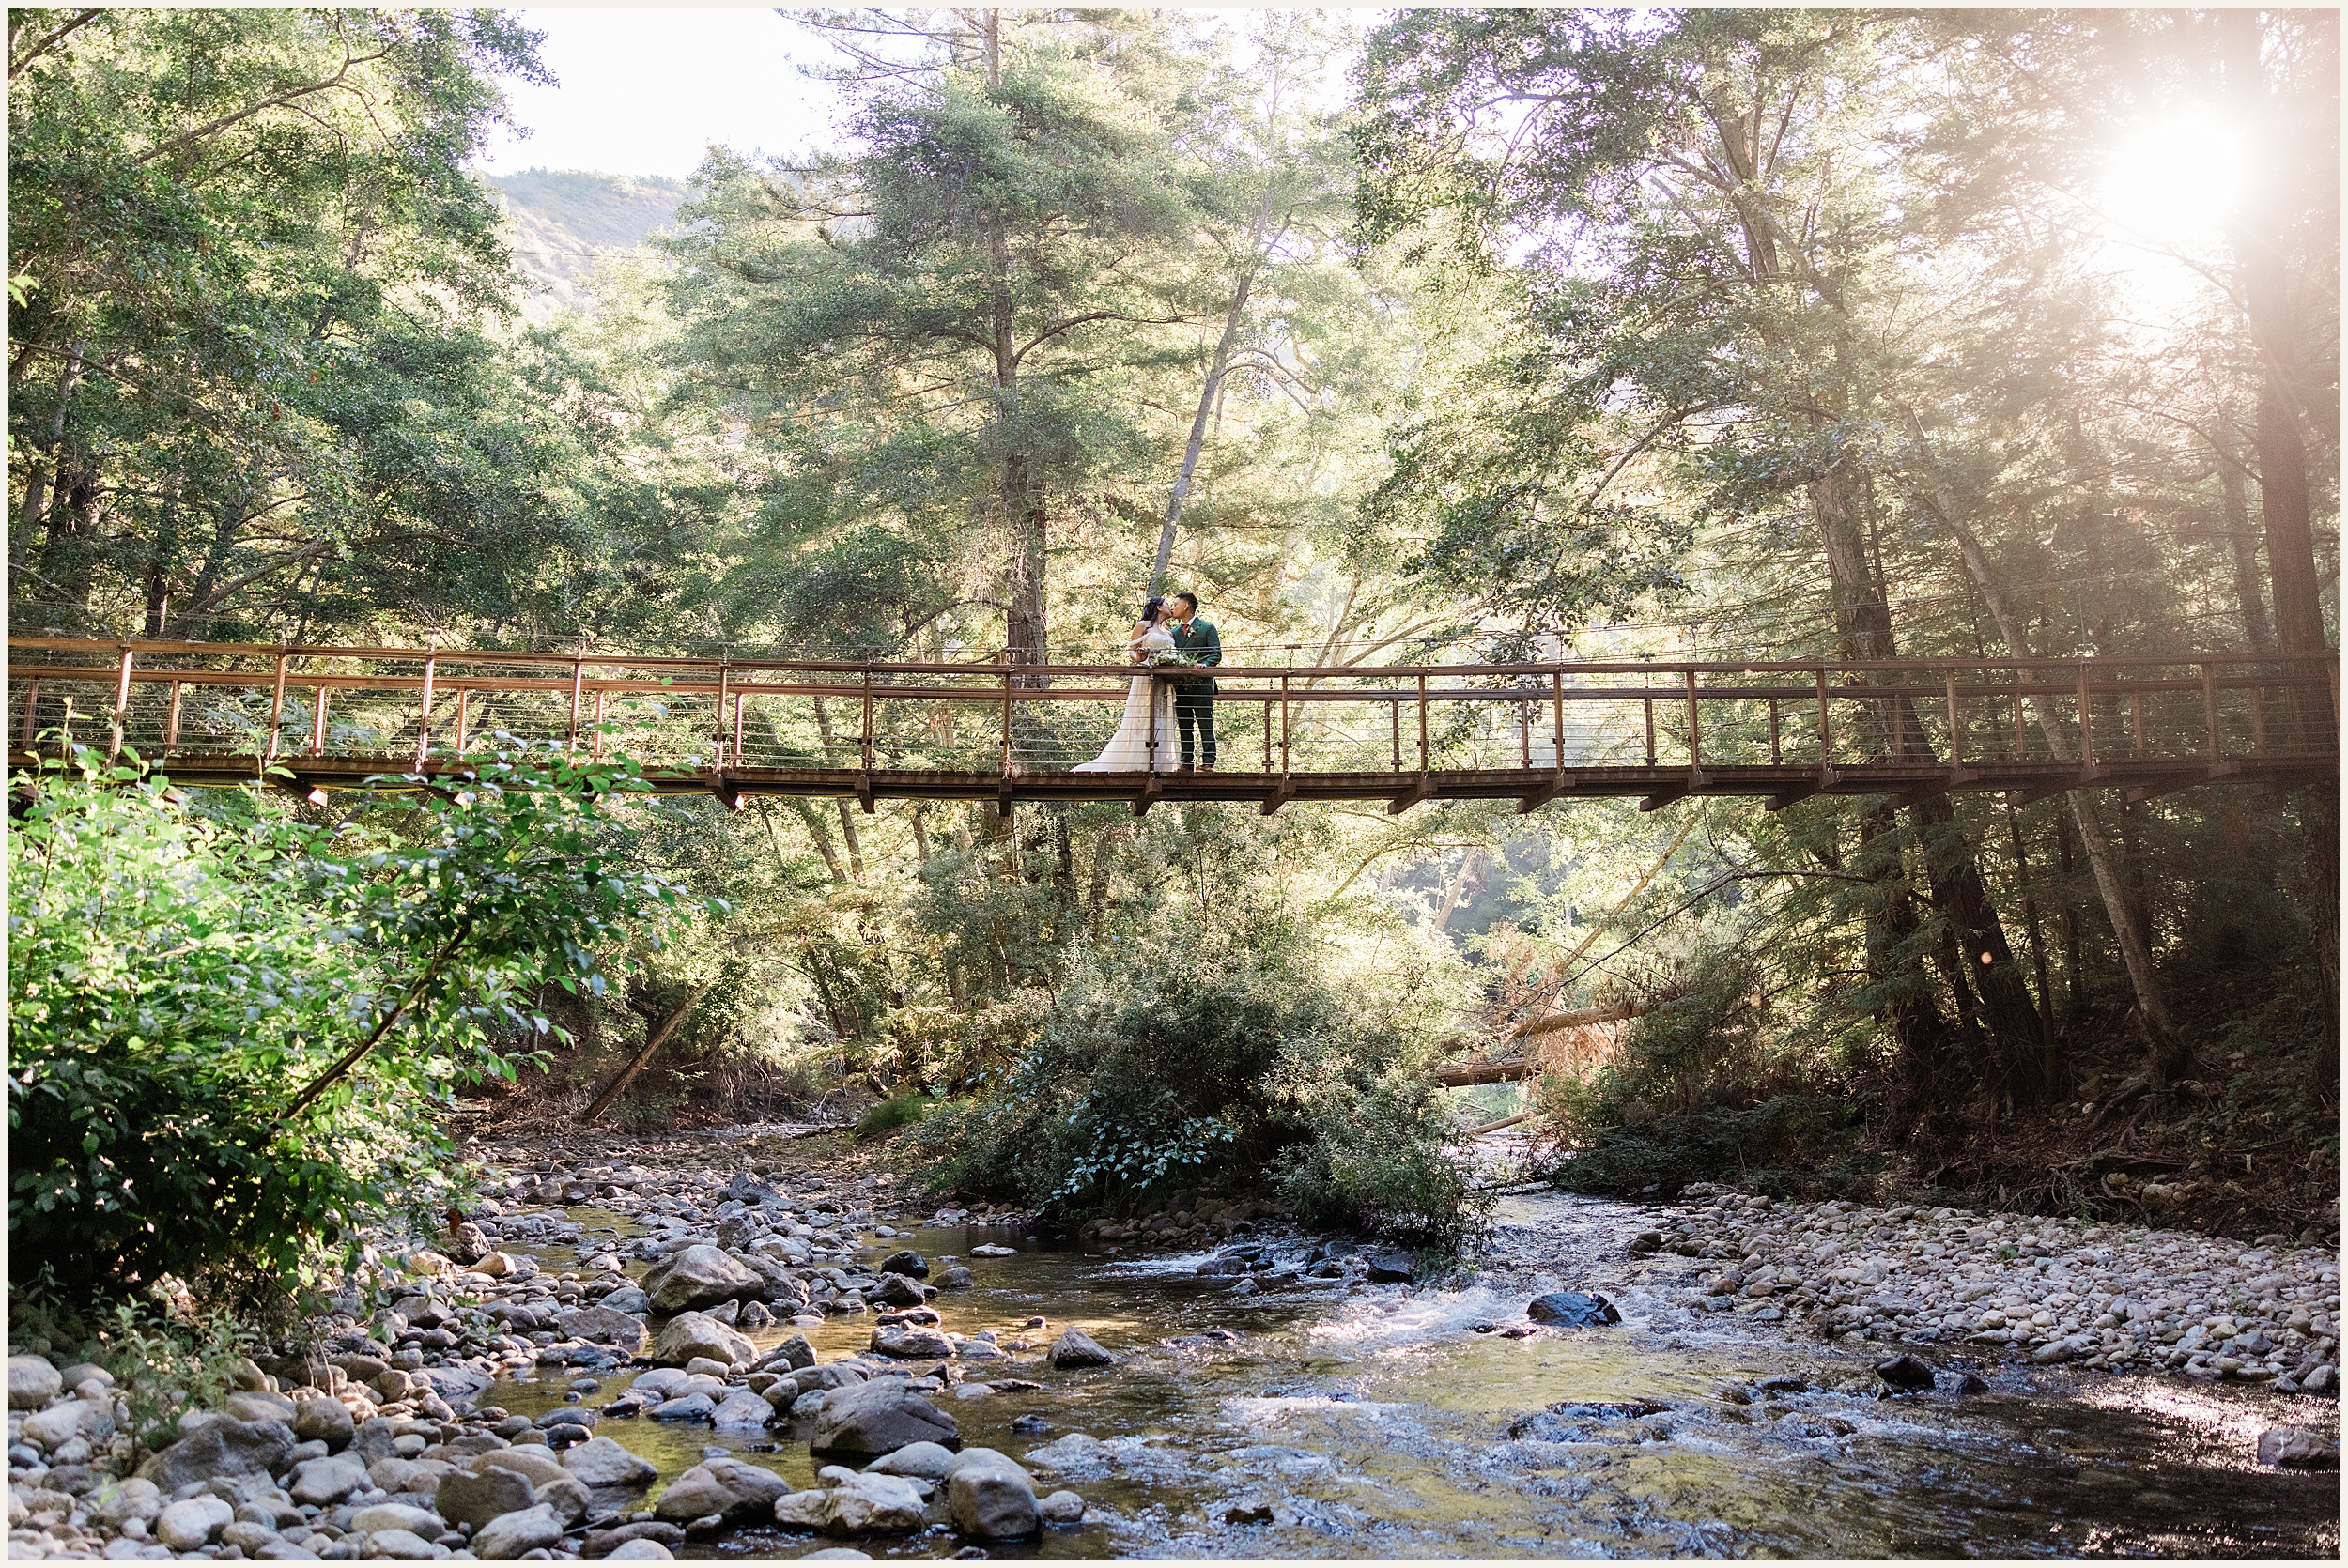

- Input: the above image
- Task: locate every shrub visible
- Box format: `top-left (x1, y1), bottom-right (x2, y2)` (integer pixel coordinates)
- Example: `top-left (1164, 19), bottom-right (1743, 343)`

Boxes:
top-left (857, 1094), bottom-right (932, 1139)
top-left (915, 877), bottom-right (1488, 1245)
top-left (8, 743), bottom-right (693, 1309)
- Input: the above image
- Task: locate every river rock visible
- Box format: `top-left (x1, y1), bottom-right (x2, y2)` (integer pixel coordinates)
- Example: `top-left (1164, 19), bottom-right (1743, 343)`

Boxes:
top-left (946, 1448), bottom-right (1039, 1539)
top-left (713, 1389), bottom-right (777, 1428)
top-left (288, 1453), bottom-right (371, 1505)
top-left (474, 1501), bottom-right (567, 1559)
top-left (653, 1456), bottom-right (792, 1525)
top-left (604, 1542), bottom-right (675, 1560)
top-left (435, 1463), bottom-right (536, 1528)
top-left (873, 1325), bottom-right (955, 1360)
top-left (22, 1395), bottom-right (110, 1450)
top-left (879, 1250), bottom-right (929, 1279)
top-left (1877, 1354), bottom-right (1937, 1391)
top-left (7, 1356), bottom-right (61, 1409)
top-left (562, 1436), bottom-right (657, 1490)
top-left (1363, 1249), bottom-right (1416, 1283)
top-left (291, 1395), bottom-right (354, 1448)
top-left (348, 1502), bottom-right (444, 1536)
top-left (479, 1446), bottom-right (570, 1490)
top-left (817, 1472), bottom-right (929, 1534)
top-left (1526, 1291), bottom-right (1620, 1327)
top-left (225, 1389), bottom-right (299, 1424)
top-left (558, 1305), bottom-right (650, 1353)
top-left (154, 1495), bottom-right (235, 1550)
top-left (1047, 1328), bottom-right (1116, 1368)
top-left (936, 1266), bottom-right (976, 1290)
top-left (87, 1478), bottom-right (162, 1529)
top-left (650, 1391), bottom-right (718, 1422)
top-left (868, 1273), bottom-right (927, 1308)
top-left (602, 1285), bottom-right (653, 1315)
top-left (863, 1440), bottom-right (958, 1481)
top-left (138, 1417), bottom-right (297, 1491)
top-left (2257, 1425), bottom-right (2340, 1468)
top-left (653, 1311), bottom-right (757, 1368)
top-left (758, 1335), bottom-right (817, 1373)
top-left (1038, 1489), bottom-right (1086, 1525)
top-left (810, 1379), bottom-right (960, 1459)
top-left (362, 1527), bottom-right (438, 1560)
top-left (643, 1246), bottom-right (764, 1314)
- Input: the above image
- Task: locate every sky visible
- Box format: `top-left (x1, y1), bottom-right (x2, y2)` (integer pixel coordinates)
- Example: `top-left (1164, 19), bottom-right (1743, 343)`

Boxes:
top-left (474, 8), bottom-right (846, 182)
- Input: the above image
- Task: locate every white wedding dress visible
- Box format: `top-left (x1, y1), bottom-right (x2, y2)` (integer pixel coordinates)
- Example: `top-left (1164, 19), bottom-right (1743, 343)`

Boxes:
top-left (1074, 624), bottom-right (1178, 772)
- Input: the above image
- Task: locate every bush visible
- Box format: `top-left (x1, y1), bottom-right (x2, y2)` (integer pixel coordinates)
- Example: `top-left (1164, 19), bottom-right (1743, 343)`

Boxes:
top-left (857, 1094), bottom-right (932, 1139)
top-left (8, 743), bottom-right (693, 1309)
top-left (915, 876), bottom-right (1488, 1246)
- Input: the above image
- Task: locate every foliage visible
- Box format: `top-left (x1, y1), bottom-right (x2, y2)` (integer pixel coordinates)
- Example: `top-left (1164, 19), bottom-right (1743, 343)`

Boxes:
top-left (856, 1094), bottom-right (932, 1140)
top-left (7, 741), bottom-right (694, 1307)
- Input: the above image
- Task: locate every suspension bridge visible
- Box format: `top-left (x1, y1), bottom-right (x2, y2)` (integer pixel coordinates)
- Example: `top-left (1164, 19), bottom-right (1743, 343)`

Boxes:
top-left (8, 637), bottom-right (2335, 816)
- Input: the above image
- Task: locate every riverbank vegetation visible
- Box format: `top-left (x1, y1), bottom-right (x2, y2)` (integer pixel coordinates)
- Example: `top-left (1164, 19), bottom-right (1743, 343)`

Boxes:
top-left (8, 6), bottom-right (2338, 1317)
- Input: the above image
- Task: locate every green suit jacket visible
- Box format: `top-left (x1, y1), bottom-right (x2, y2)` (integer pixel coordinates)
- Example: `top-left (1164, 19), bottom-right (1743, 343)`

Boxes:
top-left (1173, 617), bottom-right (1221, 693)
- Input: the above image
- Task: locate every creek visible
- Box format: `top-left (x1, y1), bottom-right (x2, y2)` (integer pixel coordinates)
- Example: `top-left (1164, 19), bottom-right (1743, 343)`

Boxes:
top-left (484, 1193), bottom-right (2340, 1560)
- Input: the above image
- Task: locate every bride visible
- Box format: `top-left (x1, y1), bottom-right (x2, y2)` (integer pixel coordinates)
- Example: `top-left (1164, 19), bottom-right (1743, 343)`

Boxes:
top-left (1074, 596), bottom-right (1179, 772)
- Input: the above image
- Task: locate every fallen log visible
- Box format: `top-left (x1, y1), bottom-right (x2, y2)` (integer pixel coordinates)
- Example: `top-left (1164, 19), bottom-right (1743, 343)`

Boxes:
top-left (1436, 1060), bottom-right (1538, 1088)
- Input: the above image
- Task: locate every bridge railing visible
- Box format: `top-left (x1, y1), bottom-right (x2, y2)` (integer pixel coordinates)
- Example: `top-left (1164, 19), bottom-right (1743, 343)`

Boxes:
top-left (6, 638), bottom-right (2336, 781)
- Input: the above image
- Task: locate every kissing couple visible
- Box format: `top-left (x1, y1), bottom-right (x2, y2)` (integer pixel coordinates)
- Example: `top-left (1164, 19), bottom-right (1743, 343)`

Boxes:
top-left (1074, 591), bottom-right (1222, 774)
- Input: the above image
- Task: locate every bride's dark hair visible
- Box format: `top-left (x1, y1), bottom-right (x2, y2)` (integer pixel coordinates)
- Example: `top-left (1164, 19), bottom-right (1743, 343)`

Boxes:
top-left (1139, 595), bottom-right (1166, 624)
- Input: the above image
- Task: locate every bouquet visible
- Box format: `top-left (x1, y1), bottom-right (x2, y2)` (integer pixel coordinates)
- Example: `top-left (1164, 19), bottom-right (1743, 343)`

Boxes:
top-left (1142, 649), bottom-right (1198, 669)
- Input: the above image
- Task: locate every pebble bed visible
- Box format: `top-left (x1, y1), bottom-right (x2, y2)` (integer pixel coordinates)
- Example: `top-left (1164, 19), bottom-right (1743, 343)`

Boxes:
top-left (1639, 1183), bottom-right (2343, 1391)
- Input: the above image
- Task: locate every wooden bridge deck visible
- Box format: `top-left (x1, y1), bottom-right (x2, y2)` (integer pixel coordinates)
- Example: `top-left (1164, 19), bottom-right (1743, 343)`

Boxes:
top-left (8, 637), bottom-right (2335, 815)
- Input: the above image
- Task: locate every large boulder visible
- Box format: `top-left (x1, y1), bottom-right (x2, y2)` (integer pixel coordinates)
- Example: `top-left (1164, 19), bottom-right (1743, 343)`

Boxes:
top-left (653, 1456), bottom-right (792, 1525)
top-left (562, 1437), bottom-right (657, 1492)
top-left (1525, 1291), bottom-right (1620, 1328)
top-left (878, 1250), bottom-right (929, 1279)
top-left (557, 1305), bottom-right (649, 1355)
top-left (868, 1274), bottom-right (928, 1309)
top-left (418, 1363), bottom-right (494, 1409)
top-left (946, 1448), bottom-right (1039, 1540)
top-left (137, 1418), bottom-right (297, 1492)
top-left (1876, 1354), bottom-right (1938, 1392)
top-left (642, 1245), bottom-right (764, 1315)
top-left (757, 1335), bottom-right (817, 1373)
top-left (22, 1396), bottom-right (112, 1450)
top-left (473, 1502), bottom-right (568, 1560)
top-left (7, 1356), bottom-right (61, 1409)
top-left (652, 1311), bottom-right (756, 1369)
top-left (810, 1379), bottom-right (960, 1460)
top-left (1047, 1328), bottom-right (1115, 1368)
top-left (863, 1442), bottom-right (958, 1481)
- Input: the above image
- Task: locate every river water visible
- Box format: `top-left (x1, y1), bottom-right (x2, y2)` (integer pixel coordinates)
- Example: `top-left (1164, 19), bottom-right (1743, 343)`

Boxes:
top-left (482, 1193), bottom-right (2340, 1560)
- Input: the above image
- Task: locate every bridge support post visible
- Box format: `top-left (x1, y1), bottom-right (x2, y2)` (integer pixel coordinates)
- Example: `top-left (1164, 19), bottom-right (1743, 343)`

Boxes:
top-left (108, 646), bottom-right (134, 762)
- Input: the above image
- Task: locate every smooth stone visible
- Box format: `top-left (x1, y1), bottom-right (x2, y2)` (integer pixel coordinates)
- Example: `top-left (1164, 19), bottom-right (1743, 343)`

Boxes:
top-left (1046, 1329), bottom-right (1115, 1369)
top-left (1877, 1354), bottom-right (1937, 1391)
top-left (652, 1312), bottom-right (756, 1370)
top-left (1038, 1489), bottom-right (1086, 1525)
top-left (288, 1453), bottom-right (371, 1506)
top-left (560, 1437), bottom-right (657, 1491)
top-left (862, 1442), bottom-right (956, 1482)
top-left (945, 1448), bottom-right (1038, 1540)
top-left (224, 1391), bottom-right (299, 1426)
top-left (155, 1496), bottom-right (234, 1550)
top-left (819, 1472), bottom-right (928, 1534)
top-left (652, 1457), bottom-right (791, 1526)
top-left (712, 1390), bottom-right (777, 1429)
top-left (138, 1420), bottom-right (298, 1493)
top-left (555, 1307), bottom-right (648, 1356)
top-left (8, 1357), bottom-right (63, 1409)
top-left (346, 1503), bottom-right (445, 1536)
top-left (809, 1380), bottom-right (960, 1460)
top-left (291, 1398), bottom-right (355, 1450)
top-left (603, 1543), bottom-right (674, 1560)
top-left (641, 1247), bottom-right (764, 1315)
top-left (472, 1501), bottom-right (567, 1559)
top-left (363, 1527), bottom-right (440, 1560)
top-left (434, 1465), bottom-right (535, 1529)
top-left (2258, 1425), bottom-right (2341, 1468)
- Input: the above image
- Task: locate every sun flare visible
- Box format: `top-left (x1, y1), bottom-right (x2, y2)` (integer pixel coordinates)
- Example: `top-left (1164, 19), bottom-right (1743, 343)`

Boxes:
top-left (2099, 112), bottom-right (2251, 248)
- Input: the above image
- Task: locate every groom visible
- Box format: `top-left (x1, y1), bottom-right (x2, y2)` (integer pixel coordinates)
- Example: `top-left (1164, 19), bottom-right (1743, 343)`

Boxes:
top-left (1169, 591), bottom-right (1221, 772)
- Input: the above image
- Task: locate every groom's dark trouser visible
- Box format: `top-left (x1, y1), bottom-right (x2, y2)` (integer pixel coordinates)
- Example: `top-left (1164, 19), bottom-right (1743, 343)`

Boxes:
top-left (1176, 687), bottom-right (1216, 767)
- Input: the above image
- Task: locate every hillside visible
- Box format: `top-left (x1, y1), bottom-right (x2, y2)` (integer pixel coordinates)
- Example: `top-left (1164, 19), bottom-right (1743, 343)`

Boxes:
top-left (490, 167), bottom-right (687, 320)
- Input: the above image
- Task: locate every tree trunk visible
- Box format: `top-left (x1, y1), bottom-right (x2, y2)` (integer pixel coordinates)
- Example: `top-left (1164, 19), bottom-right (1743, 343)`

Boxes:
top-left (1904, 424), bottom-right (2183, 1076)
top-left (2219, 11), bottom-right (2329, 677)
top-left (13, 346), bottom-right (83, 598)
top-left (2217, 443), bottom-right (2274, 652)
top-left (1152, 264), bottom-right (1258, 593)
